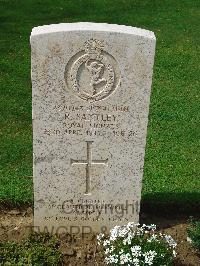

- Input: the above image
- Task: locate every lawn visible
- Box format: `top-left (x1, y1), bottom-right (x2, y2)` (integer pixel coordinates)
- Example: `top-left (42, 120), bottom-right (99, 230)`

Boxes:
top-left (0, 0), bottom-right (199, 213)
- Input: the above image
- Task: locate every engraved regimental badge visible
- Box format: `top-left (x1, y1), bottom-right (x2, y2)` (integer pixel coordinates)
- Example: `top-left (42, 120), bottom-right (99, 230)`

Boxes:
top-left (65, 39), bottom-right (121, 102)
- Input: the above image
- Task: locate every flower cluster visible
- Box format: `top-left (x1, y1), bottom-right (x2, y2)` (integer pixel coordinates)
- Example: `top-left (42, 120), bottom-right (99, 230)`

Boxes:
top-left (97, 222), bottom-right (177, 265)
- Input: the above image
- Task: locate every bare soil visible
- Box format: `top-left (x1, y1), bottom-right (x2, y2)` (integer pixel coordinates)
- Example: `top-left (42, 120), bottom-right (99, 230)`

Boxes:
top-left (0, 208), bottom-right (199, 266)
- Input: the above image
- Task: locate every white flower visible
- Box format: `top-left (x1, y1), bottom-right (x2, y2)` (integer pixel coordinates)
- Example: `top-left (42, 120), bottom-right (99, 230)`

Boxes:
top-left (100, 223), bottom-right (177, 266)
top-left (151, 224), bottom-right (156, 230)
top-left (127, 222), bottom-right (136, 228)
top-left (147, 224), bottom-right (156, 231)
top-left (105, 245), bottom-right (114, 254)
top-left (103, 239), bottom-right (110, 246)
top-left (164, 234), bottom-right (177, 248)
top-left (173, 250), bottom-right (177, 257)
top-left (97, 233), bottom-right (104, 243)
top-left (132, 257), bottom-right (140, 266)
top-left (187, 236), bottom-right (192, 243)
top-left (131, 245), bottom-right (141, 257)
top-left (136, 229), bottom-right (143, 236)
top-left (143, 250), bottom-right (157, 265)
top-left (123, 232), bottom-right (134, 245)
top-left (105, 254), bottom-right (118, 264)
top-left (105, 248), bottom-right (110, 254)
top-left (147, 233), bottom-right (158, 243)
top-left (110, 225), bottom-right (120, 241)
top-left (118, 227), bottom-right (129, 237)
top-left (119, 253), bottom-right (132, 264)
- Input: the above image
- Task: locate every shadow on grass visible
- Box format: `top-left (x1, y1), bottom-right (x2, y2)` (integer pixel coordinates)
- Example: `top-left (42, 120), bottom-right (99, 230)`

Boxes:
top-left (0, 200), bottom-right (32, 212)
top-left (141, 192), bottom-right (200, 218)
top-left (0, 192), bottom-right (200, 219)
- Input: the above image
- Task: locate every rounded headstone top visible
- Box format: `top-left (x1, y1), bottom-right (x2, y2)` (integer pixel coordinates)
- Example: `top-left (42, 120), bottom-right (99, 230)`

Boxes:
top-left (31, 22), bottom-right (155, 40)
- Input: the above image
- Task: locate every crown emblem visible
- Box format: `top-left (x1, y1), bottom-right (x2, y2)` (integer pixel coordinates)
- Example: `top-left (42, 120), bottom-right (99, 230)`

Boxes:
top-left (84, 39), bottom-right (104, 55)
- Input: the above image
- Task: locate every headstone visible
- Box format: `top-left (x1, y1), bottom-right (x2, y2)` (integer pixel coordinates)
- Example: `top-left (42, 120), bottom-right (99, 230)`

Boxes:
top-left (31, 22), bottom-right (156, 234)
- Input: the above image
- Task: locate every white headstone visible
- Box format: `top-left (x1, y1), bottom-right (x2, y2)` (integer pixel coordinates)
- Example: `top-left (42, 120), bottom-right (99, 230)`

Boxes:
top-left (31, 22), bottom-right (156, 234)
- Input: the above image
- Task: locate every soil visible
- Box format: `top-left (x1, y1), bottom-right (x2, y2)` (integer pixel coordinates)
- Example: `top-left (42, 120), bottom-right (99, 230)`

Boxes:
top-left (0, 208), bottom-right (199, 266)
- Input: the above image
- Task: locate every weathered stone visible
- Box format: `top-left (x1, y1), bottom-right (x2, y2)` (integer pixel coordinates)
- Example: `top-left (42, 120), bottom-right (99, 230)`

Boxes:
top-left (31, 22), bottom-right (156, 233)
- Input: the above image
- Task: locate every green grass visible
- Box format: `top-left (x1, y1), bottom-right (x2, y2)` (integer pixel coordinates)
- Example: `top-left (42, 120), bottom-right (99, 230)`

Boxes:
top-left (0, 0), bottom-right (199, 212)
top-left (0, 233), bottom-right (62, 265)
top-left (187, 218), bottom-right (200, 253)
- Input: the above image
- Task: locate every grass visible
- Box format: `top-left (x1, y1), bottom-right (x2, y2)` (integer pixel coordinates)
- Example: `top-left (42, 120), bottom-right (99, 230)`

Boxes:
top-left (0, 233), bottom-right (62, 265)
top-left (0, 0), bottom-right (199, 212)
top-left (187, 218), bottom-right (200, 253)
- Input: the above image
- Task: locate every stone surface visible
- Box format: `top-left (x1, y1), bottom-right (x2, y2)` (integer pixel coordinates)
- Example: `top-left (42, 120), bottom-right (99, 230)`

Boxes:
top-left (30, 22), bottom-right (156, 233)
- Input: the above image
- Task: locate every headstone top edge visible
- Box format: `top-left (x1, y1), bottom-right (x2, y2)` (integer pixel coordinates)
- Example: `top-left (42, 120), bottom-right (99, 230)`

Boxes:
top-left (30, 22), bottom-right (155, 40)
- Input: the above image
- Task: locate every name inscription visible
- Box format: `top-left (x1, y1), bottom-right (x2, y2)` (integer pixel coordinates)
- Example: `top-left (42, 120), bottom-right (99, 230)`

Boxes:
top-left (43, 104), bottom-right (135, 139)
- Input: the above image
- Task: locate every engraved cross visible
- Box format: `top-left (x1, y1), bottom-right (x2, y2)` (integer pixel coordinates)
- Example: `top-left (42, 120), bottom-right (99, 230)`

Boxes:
top-left (70, 141), bottom-right (108, 195)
